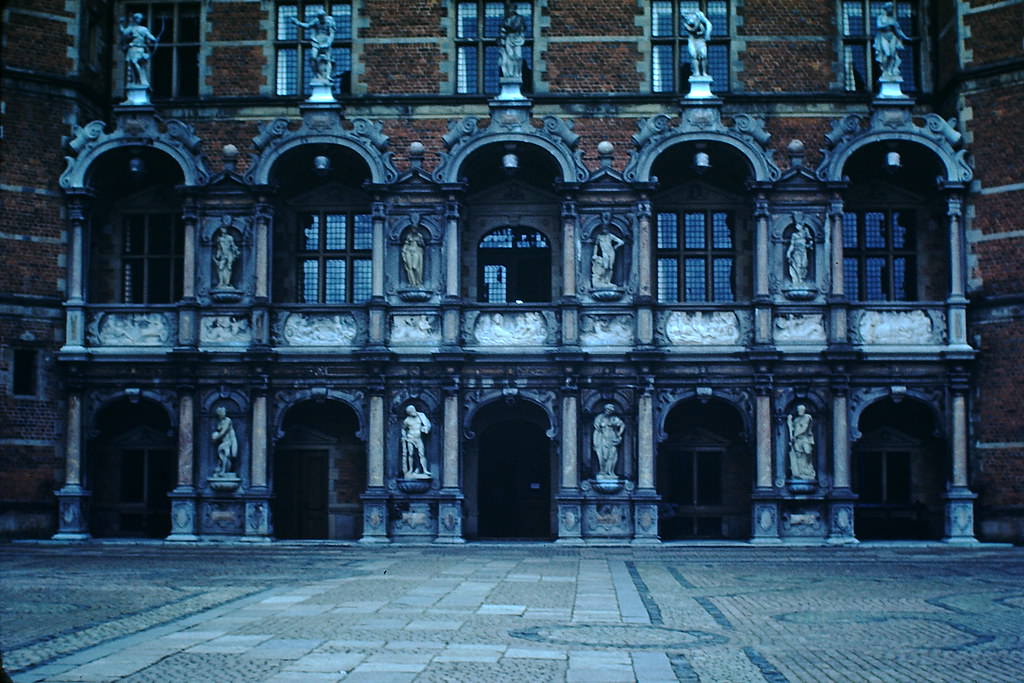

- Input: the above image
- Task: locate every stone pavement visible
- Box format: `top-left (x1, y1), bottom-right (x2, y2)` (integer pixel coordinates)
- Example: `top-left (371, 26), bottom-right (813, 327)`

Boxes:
top-left (2, 543), bottom-right (1023, 682)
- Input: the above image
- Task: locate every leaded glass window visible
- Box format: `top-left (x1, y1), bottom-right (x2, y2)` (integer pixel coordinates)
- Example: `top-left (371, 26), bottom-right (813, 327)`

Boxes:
top-left (841, 0), bottom-right (918, 92)
top-left (842, 209), bottom-right (917, 301)
top-left (651, 0), bottom-right (729, 93)
top-left (276, 2), bottom-right (353, 95)
top-left (297, 211), bottom-right (372, 303)
top-left (656, 210), bottom-right (735, 302)
top-left (455, 1), bottom-right (533, 95)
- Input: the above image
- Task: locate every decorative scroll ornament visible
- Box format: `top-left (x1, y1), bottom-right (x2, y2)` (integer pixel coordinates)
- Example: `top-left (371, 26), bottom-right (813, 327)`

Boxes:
top-left (473, 312), bottom-right (548, 345)
top-left (664, 311), bottom-right (740, 345)
top-left (87, 313), bottom-right (171, 346)
top-left (277, 312), bottom-right (357, 345)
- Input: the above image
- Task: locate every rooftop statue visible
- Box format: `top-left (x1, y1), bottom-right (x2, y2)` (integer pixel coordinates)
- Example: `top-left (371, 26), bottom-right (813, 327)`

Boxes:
top-left (119, 13), bottom-right (158, 104)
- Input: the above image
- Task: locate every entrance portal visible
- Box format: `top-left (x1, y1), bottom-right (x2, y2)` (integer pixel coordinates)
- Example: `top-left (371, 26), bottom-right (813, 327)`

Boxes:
top-left (468, 401), bottom-right (553, 539)
top-left (657, 398), bottom-right (751, 540)
top-left (273, 400), bottom-right (365, 539)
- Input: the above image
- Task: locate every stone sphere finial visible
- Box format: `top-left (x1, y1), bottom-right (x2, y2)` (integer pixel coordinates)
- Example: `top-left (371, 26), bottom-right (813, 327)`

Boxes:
top-left (409, 141), bottom-right (425, 169)
top-left (597, 140), bottom-right (614, 155)
top-left (222, 143), bottom-right (239, 159)
top-left (787, 139), bottom-right (805, 168)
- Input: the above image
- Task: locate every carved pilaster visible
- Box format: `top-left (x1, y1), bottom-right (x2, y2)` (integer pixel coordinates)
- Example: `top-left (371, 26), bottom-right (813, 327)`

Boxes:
top-left (53, 392), bottom-right (90, 540)
top-left (636, 199), bottom-right (653, 298)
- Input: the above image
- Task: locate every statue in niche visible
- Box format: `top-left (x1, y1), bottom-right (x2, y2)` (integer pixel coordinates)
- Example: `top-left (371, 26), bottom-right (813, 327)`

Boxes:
top-left (400, 404), bottom-right (432, 479)
top-left (683, 10), bottom-right (713, 78)
top-left (873, 2), bottom-right (910, 80)
top-left (787, 404), bottom-right (816, 481)
top-left (592, 404), bottom-right (625, 478)
top-left (591, 228), bottom-right (625, 289)
top-left (292, 10), bottom-right (336, 83)
top-left (401, 229), bottom-right (426, 287)
top-left (211, 406), bottom-right (238, 476)
top-left (786, 219), bottom-right (813, 285)
top-left (498, 10), bottom-right (526, 82)
top-left (213, 228), bottom-right (240, 289)
top-left (119, 13), bottom-right (158, 88)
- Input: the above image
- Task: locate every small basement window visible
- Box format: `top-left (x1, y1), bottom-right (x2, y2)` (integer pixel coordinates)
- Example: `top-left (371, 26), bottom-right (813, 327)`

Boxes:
top-left (12, 348), bottom-right (39, 396)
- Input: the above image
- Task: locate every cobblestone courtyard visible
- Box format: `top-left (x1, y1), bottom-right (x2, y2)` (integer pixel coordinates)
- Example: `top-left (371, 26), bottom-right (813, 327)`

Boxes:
top-left (2, 543), bottom-right (1022, 682)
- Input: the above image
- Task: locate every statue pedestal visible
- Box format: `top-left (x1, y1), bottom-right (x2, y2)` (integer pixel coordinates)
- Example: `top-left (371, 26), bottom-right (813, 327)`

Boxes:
top-left (787, 479), bottom-right (817, 495)
top-left (877, 76), bottom-right (906, 99)
top-left (496, 78), bottom-right (527, 101)
top-left (208, 474), bottom-right (241, 493)
top-left (397, 288), bottom-right (431, 303)
top-left (396, 476), bottom-right (432, 494)
top-left (591, 287), bottom-right (625, 302)
top-left (307, 80), bottom-right (336, 104)
top-left (211, 287), bottom-right (243, 303)
top-left (122, 84), bottom-right (151, 107)
top-left (782, 285), bottom-right (816, 301)
top-left (685, 75), bottom-right (715, 100)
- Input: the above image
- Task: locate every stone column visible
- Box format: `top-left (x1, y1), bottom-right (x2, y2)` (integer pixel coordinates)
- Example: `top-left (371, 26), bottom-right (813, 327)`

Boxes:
top-left (944, 380), bottom-right (977, 543)
top-left (441, 197), bottom-right (462, 346)
top-left (827, 379), bottom-right (857, 544)
top-left (243, 388), bottom-right (272, 540)
top-left (54, 391), bottom-right (90, 540)
top-left (751, 379), bottom-right (780, 543)
top-left (436, 381), bottom-right (464, 543)
top-left (636, 199), bottom-right (655, 345)
top-left (177, 205), bottom-right (199, 348)
top-left (361, 389), bottom-right (389, 542)
top-left (753, 195), bottom-right (772, 345)
top-left (633, 376), bottom-right (660, 543)
top-left (945, 195), bottom-right (969, 347)
top-left (251, 203), bottom-right (272, 348)
top-left (167, 391), bottom-right (199, 541)
top-left (561, 200), bottom-right (579, 346)
top-left (555, 380), bottom-right (583, 544)
top-left (368, 200), bottom-right (387, 345)
top-left (63, 194), bottom-right (89, 351)
top-left (828, 196), bottom-right (848, 344)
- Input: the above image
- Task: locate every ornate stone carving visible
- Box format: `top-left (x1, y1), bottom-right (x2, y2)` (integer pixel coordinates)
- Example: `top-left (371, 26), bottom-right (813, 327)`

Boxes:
top-left (786, 218), bottom-right (813, 286)
top-left (400, 229), bottom-right (426, 288)
top-left (664, 311), bottom-right (740, 345)
top-left (209, 405), bottom-right (241, 492)
top-left (87, 312), bottom-right (172, 346)
top-left (783, 511), bottom-right (821, 530)
top-left (580, 315), bottom-right (633, 346)
top-left (584, 503), bottom-right (630, 536)
top-left (400, 404), bottom-right (432, 480)
top-left (200, 315), bottom-right (252, 344)
top-left (292, 10), bottom-right (336, 86)
top-left (276, 312), bottom-right (357, 346)
top-left (592, 405), bottom-right (625, 479)
top-left (473, 312), bottom-right (548, 345)
top-left (856, 310), bottom-right (934, 344)
top-left (391, 315), bottom-right (439, 344)
top-left (817, 110), bottom-right (971, 184)
top-left (873, 2), bottom-right (909, 95)
top-left (118, 13), bottom-right (157, 104)
top-left (624, 110), bottom-right (780, 183)
top-left (498, 10), bottom-right (526, 85)
top-left (212, 227), bottom-right (240, 290)
top-left (591, 227), bottom-right (625, 290)
top-left (774, 314), bottom-right (826, 343)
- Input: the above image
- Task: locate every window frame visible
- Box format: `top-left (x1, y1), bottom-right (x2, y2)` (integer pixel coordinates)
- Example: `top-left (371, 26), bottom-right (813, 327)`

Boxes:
top-left (651, 0), bottom-right (731, 94)
top-left (295, 209), bottom-right (373, 304)
top-left (120, 213), bottom-right (185, 304)
top-left (655, 208), bottom-right (737, 303)
top-left (839, 0), bottom-right (920, 94)
top-left (123, 1), bottom-right (201, 99)
top-left (476, 226), bottom-right (552, 304)
top-left (274, 1), bottom-right (354, 97)
top-left (842, 208), bottom-right (919, 302)
top-left (454, 1), bottom-right (534, 96)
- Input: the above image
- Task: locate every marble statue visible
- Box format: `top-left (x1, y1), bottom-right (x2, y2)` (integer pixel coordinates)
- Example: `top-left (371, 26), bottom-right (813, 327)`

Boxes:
top-left (787, 404), bottom-right (816, 480)
top-left (401, 230), bottom-right (425, 287)
top-left (683, 10), bottom-right (713, 78)
top-left (119, 13), bottom-right (158, 88)
top-left (211, 406), bottom-right (238, 476)
top-left (293, 10), bottom-right (336, 83)
top-left (401, 404), bottom-right (432, 479)
top-left (873, 2), bottom-right (909, 80)
top-left (591, 229), bottom-right (625, 289)
top-left (498, 10), bottom-right (526, 83)
top-left (213, 228), bottom-right (240, 289)
top-left (593, 404), bottom-right (625, 478)
top-left (786, 219), bottom-right (813, 285)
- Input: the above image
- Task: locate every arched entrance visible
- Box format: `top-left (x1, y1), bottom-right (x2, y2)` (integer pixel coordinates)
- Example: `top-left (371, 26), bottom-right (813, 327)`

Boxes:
top-left (273, 400), bottom-right (365, 539)
top-left (657, 398), bottom-right (751, 540)
top-left (88, 397), bottom-right (174, 537)
top-left (853, 398), bottom-right (945, 539)
top-left (466, 400), bottom-right (554, 539)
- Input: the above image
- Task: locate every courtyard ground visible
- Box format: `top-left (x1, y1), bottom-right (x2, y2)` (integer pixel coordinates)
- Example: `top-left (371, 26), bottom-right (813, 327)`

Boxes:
top-left (2, 542), bottom-right (1022, 682)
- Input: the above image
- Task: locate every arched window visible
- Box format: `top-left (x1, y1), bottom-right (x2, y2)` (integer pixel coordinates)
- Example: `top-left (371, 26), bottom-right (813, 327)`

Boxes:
top-left (477, 226), bottom-right (551, 303)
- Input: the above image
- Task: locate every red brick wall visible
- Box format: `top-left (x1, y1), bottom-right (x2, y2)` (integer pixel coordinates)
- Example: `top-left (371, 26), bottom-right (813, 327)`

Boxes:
top-left (765, 117), bottom-right (831, 171)
top-left (544, 42), bottom-right (641, 93)
top-left (739, 42), bottom-right (833, 92)
top-left (361, 44), bottom-right (445, 93)
top-left (570, 117), bottom-right (638, 171)
top-left (965, 4), bottom-right (1024, 65)
top-left (361, 0), bottom-right (445, 38)
top-left (206, 46), bottom-right (267, 96)
top-left (737, 0), bottom-right (833, 35)
top-left (543, 0), bottom-right (642, 36)
top-left (2, 9), bottom-right (74, 74)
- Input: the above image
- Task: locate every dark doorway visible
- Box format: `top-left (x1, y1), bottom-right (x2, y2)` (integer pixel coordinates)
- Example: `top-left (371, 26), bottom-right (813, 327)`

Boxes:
top-left (273, 400), bottom-right (365, 539)
top-left (472, 402), bottom-right (553, 539)
top-left (853, 398), bottom-right (945, 540)
top-left (657, 399), bottom-right (751, 540)
top-left (89, 398), bottom-right (174, 538)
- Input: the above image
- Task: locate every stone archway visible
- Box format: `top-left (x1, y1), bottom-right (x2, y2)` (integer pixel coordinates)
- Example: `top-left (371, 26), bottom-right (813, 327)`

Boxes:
top-left (273, 400), bottom-right (365, 539)
top-left (465, 399), bottom-right (555, 540)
